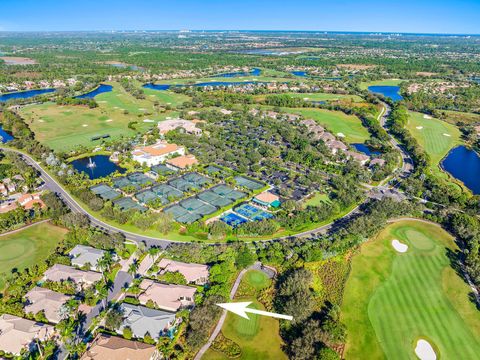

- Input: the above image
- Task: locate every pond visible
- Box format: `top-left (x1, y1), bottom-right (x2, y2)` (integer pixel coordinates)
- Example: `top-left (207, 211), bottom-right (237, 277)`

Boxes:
top-left (0, 88), bottom-right (56, 102)
top-left (368, 85), bottom-right (403, 101)
top-left (213, 68), bottom-right (261, 77)
top-left (441, 145), bottom-right (480, 195)
top-left (76, 84), bottom-right (113, 99)
top-left (291, 71), bottom-right (308, 77)
top-left (0, 126), bottom-right (14, 143)
top-left (71, 155), bottom-right (126, 180)
top-left (352, 143), bottom-right (381, 156)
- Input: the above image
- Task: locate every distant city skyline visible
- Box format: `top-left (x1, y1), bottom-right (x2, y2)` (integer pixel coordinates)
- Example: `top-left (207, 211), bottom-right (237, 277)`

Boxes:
top-left (1, 0), bottom-right (479, 35)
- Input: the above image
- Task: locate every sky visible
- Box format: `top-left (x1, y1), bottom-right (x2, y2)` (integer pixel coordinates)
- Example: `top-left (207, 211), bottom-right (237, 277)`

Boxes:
top-left (0, 0), bottom-right (479, 34)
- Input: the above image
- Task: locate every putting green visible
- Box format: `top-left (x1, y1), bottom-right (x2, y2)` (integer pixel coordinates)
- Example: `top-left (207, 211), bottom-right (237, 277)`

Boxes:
top-left (0, 222), bottom-right (67, 289)
top-left (341, 220), bottom-right (480, 359)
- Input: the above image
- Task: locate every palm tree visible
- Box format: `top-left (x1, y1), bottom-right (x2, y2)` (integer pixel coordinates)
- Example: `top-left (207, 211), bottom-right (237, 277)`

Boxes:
top-left (147, 246), bottom-right (160, 263)
top-left (97, 251), bottom-right (114, 283)
top-left (128, 258), bottom-right (140, 278)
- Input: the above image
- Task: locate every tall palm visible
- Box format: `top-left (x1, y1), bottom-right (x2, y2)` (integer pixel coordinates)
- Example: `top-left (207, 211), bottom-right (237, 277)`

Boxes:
top-left (97, 251), bottom-right (114, 283)
top-left (147, 246), bottom-right (160, 263)
top-left (128, 258), bottom-right (140, 278)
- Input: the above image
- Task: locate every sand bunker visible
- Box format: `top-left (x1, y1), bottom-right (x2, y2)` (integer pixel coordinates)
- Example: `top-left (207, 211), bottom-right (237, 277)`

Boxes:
top-left (337, 132), bottom-right (346, 138)
top-left (143, 119), bottom-right (154, 123)
top-left (443, 133), bottom-right (451, 137)
top-left (416, 126), bottom-right (423, 130)
top-left (82, 124), bottom-right (88, 127)
top-left (415, 339), bottom-right (437, 360)
top-left (303, 97), bottom-right (310, 100)
top-left (423, 115), bottom-right (432, 119)
top-left (105, 119), bottom-right (113, 122)
top-left (392, 239), bottom-right (408, 253)
top-left (38, 119), bottom-right (44, 123)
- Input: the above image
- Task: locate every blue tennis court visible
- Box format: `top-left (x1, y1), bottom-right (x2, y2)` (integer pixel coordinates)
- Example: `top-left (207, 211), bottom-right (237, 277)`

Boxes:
top-left (234, 203), bottom-right (274, 221)
top-left (220, 212), bottom-right (248, 227)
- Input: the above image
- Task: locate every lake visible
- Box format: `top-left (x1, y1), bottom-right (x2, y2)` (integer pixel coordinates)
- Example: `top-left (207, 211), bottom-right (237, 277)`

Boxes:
top-left (213, 68), bottom-right (261, 77)
top-left (0, 88), bottom-right (56, 102)
top-left (441, 146), bottom-right (480, 195)
top-left (292, 71), bottom-right (308, 77)
top-left (352, 143), bottom-right (381, 155)
top-left (71, 155), bottom-right (126, 180)
top-left (368, 85), bottom-right (403, 101)
top-left (76, 84), bottom-right (113, 99)
top-left (0, 126), bottom-right (14, 143)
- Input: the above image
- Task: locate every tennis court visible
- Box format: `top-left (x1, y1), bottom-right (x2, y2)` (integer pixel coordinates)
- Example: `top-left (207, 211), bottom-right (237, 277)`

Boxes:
top-left (90, 184), bottom-right (120, 201)
top-left (235, 203), bottom-right (274, 221)
top-left (221, 212), bottom-right (248, 227)
top-left (135, 190), bottom-right (158, 204)
top-left (234, 175), bottom-right (264, 190)
top-left (113, 197), bottom-right (147, 212)
top-left (151, 164), bottom-right (177, 175)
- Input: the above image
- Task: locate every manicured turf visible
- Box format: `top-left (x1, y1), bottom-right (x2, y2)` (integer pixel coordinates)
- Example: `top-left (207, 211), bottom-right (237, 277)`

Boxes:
top-left (142, 87), bottom-right (190, 107)
top-left (285, 108), bottom-right (370, 143)
top-left (0, 222), bottom-right (67, 289)
top-left (206, 270), bottom-right (286, 360)
top-left (20, 82), bottom-right (180, 151)
top-left (359, 79), bottom-right (404, 90)
top-left (406, 111), bottom-right (461, 175)
top-left (341, 220), bottom-right (480, 360)
top-left (304, 192), bottom-right (331, 207)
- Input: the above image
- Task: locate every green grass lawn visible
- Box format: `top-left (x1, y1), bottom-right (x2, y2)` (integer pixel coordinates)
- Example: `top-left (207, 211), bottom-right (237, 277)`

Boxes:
top-left (206, 270), bottom-right (287, 360)
top-left (304, 192), bottom-right (331, 207)
top-left (406, 111), bottom-right (461, 176)
top-left (285, 108), bottom-right (370, 143)
top-left (359, 79), bottom-right (404, 90)
top-left (0, 222), bottom-right (67, 289)
top-left (20, 82), bottom-right (180, 152)
top-left (341, 220), bottom-right (480, 360)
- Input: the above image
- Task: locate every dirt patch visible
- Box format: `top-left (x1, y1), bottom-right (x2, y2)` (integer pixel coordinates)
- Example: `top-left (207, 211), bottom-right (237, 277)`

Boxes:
top-left (0, 57), bottom-right (37, 65)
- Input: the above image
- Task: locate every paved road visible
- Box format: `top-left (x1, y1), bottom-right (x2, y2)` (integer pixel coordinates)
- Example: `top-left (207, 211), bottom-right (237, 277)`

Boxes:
top-left (0, 104), bottom-right (413, 247)
top-left (194, 262), bottom-right (275, 360)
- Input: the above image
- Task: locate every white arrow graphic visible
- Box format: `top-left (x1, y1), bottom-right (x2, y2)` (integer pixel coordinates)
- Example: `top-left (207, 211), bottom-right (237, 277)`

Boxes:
top-left (217, 301), bottom-right (293, 321)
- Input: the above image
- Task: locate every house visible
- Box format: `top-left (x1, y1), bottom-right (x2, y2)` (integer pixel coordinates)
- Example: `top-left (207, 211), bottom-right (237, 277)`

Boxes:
top-left (24, 287), bottom-right (72, 324)
top-left (157, 259), bottom-right (209, 285)
top-left (43, 264), bottom-right (102, 289)
top-left (157, 119), bottom-right (202, 136)
top-left (370, 158), bottom-right (386, 167)
top-left (18, 193), bottom-right (46, 210)
top-left (132, 141), bottom-right (185, 167)
top-left (166, 154), bottom-right (198, 170)
top-left (253, 191), bottom-right (281, 208)
top-left (0, 183), bottom-right (7, 196)
top-left (220, 109), bottom-right (232, 115)
top-left (319, 132), bottom-right (336, 143)
top-left (81, 334), bottom-right (161, 360)
top-left (326, 139), bottom-right (348, 154)
top-left (0, 314), bottom-right (55, 356)
top-left (345, 151), bottom-right (370, 165)
top-left (2, 178), bottom-right (16, 193)
top-left (118, 303), bottom-right (176, 340)
top-left (69, 245), bottom-right (107, 271)
top-left (138, 279), bottom-right (196, 312)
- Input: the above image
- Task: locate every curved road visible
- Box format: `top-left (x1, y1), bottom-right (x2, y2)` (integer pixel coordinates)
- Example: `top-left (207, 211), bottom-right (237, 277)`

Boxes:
top-left (0, 102), bottom-right (413, 247)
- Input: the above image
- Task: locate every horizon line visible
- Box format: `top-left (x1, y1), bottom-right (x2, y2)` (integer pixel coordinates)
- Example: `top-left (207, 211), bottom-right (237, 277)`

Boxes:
top-left (0, 29), bottom-right (479, 36)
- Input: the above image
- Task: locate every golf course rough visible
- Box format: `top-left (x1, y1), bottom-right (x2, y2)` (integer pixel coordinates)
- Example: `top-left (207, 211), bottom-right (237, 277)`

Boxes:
top-left (341, 220), bottom-right (480, 360)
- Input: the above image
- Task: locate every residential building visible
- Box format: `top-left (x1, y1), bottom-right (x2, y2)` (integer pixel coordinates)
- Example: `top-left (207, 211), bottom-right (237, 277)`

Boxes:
top-left (81, 334), bottom-right (161, 360)
top-left (166, 154), bottom-right (198, 170)
top-left (24, 287), bottom-right (72, 324)
top-left (18, 193), bottom-right (46, 210)
top-left (345, 151), bottom-right (370, 165)
top-left (370, 158), bottom-right (386, 167)
top-left (43, 264), bottom-right (102, 289)
top-left (118, 303), bottom-right (176, 340)
top-left (69, 245), bottom-right (107, 271)
top-left (157, 119), bottom-right (202, 136)
top-left (253, 191), bottom-right (281, 208)
top-left (0, 314), bottom-right (55, 356)
top-left (138, 279), bottom-right (196, 312)
top-left (157, 259), bottom-right (209, 285)
top-left (326, 139), bottom-right (348, 154)
top-left (132, 141), bottom-right (185, 167)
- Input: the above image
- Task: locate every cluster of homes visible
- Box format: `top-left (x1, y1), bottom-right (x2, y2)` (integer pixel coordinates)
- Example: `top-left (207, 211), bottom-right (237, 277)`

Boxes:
top-left (131, 118), bottom-right (202, 170)
top-left (0, 241), bottom-right (210, 359)
top-left (0, 78), bottom-right (77, 93)
top-left (0, 175), bottom-right (46, 214)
